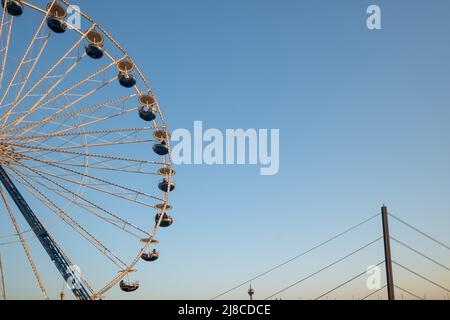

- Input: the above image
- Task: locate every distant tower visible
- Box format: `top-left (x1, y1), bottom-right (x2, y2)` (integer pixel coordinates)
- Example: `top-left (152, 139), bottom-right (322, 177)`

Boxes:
top-left (248, 283), bottom-right (254, 301)
top-left (0, 255), bottom-right (6, 300)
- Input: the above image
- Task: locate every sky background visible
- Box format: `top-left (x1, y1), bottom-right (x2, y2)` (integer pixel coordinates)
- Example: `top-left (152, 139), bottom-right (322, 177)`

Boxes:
top-left (1, 0), bottom-right (450, 300)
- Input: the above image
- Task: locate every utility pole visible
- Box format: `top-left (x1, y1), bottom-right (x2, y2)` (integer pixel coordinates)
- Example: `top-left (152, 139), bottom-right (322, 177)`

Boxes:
top-left (381, 205), bottom-right (395, 300)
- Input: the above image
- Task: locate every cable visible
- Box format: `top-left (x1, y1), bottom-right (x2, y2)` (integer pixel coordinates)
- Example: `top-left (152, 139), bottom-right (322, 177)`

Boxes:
top-left (391, 237), bottom-right (450, 271)
top-left (361, 284), bottom-right (387, 300)
top-left (394, 285), bottom-right (423, 300)
top-left (389, 214), bottom-right (450, 251)
top-left (393, 261), bottom-right (450, 293)
top-left (314, 260), bottom-right (385, 300)
top-left (211, 213), bottom-right (380, 300)
top-left (264, 237), bottom-right (383, 300)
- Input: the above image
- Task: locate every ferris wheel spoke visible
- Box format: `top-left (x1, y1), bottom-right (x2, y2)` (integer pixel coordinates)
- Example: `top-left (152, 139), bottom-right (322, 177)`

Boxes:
top-left (14, 34), bottom-right (50, 102)
top-left (6, 180), bottom-right (150, 274)
top-left (19, 153), bottom-right (165, 201)
top-left (8, 92), bottom-right (140, 143)
top-left (21, 161), bottom-right (160, 211)
top-left (95, 212), bottom-right (168, 299)
top-left (0, 23), bottom-right (96, 128)
top-left (12, 124), bottom-right (90, 150)
top-left (5, 51), bottom-right (85, 128)
top-left (4, 52), bottom-right (84, 128)
top-left (13, 133), bottom-right (91, 160)
top-left (24, 151), bottom-right (158, 183)
top-left (0, 13), bottom-right (13, 89)
top-left (21, 1), bottom-right (53, 15)
top-left (0, 2), bottom-right (50, 111)
top-left (5, 70), bottom-right (116, 133)
top-left (17, 112), bottom-right (142, 148)
top-left (0, 187), bottom-right (49, 299)
top-left (25, 153), bottom-right (166, 182)
top-left (5, 94), bottom-right (136, 136)
top-left (10, 163), bottom-right (149, 240)
top-left (7, 123), bottom-right (135, 141)
top-left (8, 142), bottom-right (164, 166)
top-left (8, 156), bottom-right (160, 229)
top-left (43, 139), bottom-right (155, 151)
top-left (7, 165), bottom-right (131, 270)
top-left (17, 139), bottom-right (155, 157)
top-left (1, 171), bottom-right (96, 297)
top-left (20, 146), bottom-right (88, 174)
top-left (0, 5), bottom-right (7, 40)
top-left (95, 200), bottom-right (170, 299)
top-left (12, 54), bottom-right (115, 118)
top-left (11, 126), bottom-right (91, 151)
top-left (0, 15), bottom-right (49, 126)
top-left (12, 129), bottom-right (154, 149)
top-left (26, 157), bottom-right (162, 176)
top-left (21, 64), bottom-right (116, 123)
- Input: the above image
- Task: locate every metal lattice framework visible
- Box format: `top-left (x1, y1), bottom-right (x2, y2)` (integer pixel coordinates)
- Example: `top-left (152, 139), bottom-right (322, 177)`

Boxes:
top-left (0, 0), bottom-right (175, 299)
top-left (0, 254), bottom-right (5, 299)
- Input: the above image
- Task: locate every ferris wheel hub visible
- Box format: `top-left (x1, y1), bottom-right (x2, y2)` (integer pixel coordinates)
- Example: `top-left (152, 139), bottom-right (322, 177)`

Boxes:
top-left (0, 142), bottom-right (16, 164)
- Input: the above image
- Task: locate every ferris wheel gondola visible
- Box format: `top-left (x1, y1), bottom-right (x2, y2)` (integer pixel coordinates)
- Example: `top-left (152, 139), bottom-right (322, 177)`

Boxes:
top-left (141, 249), bottom-right (159, 262)
top-left (1, 0), bottom-right (23, 16)
top-left (46, 2), bottom-right (67, 33)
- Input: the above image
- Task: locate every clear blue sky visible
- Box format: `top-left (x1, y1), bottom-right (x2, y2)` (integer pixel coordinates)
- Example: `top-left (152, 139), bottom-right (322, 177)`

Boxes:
top-left (1, 0), bottom-right (450, 300)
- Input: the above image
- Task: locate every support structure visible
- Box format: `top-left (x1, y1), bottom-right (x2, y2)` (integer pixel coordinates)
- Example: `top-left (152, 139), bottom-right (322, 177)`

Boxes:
top-left (0, 165), bottom-right (91, 300)
top-left (0, 255), bottom-right (5, 300)
top-left (381, 205), bottom-right (395, 300)
top-left (0, 188), bottom-right (49, 299)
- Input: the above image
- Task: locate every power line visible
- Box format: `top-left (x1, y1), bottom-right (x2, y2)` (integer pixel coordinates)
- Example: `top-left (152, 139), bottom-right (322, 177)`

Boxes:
top-left (361, 284), bottom-right (387, 300)
top-left (394, 285), bottom-right (423, 300)
top-left (211, 213), bottom-right (380, 300)
top-left (264, 237), bottom-right (383, 300)
top-left (389, 214), bottom-right (450, 251)
top-left (314, 260), bottom-right (385, 300)
top-left (393, 261), bottom-right (450, 293)
top-left (391, 237), bottom-right (450, 271)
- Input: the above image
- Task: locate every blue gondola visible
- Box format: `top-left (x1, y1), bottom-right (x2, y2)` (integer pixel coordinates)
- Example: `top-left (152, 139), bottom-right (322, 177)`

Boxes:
top-left (2, 0), bottom-right (23, 16)
top-left (47, 17), bottom-right (67, 33)
top-left (153, 140), bottom-right (169, 156)
top-left (118, 73), bottom-right (136, 88)
top-left (155, 213), bottom-right (173, 227)
top-left (139, 106), bottom-right (157, 122)
top-left (141, 249), bottom-right (159, 262)
top-left (85, 43), bottom-right (104, 59)
top-left (158, 178), bottom-right (175, 192)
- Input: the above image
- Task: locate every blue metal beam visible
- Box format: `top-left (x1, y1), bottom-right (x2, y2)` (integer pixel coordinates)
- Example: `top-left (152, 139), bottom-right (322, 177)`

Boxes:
top-left (0, 165), bottom-right (91, 300)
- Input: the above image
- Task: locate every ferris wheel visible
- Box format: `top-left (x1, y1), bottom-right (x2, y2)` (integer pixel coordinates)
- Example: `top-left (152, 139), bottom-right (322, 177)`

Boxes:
top-left (0, 0), bottom-right (175, 300)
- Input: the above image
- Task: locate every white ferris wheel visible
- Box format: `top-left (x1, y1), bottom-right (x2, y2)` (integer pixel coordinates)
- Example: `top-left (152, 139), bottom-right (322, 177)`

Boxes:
top-left (0, 0), bottom-right (176, 300)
